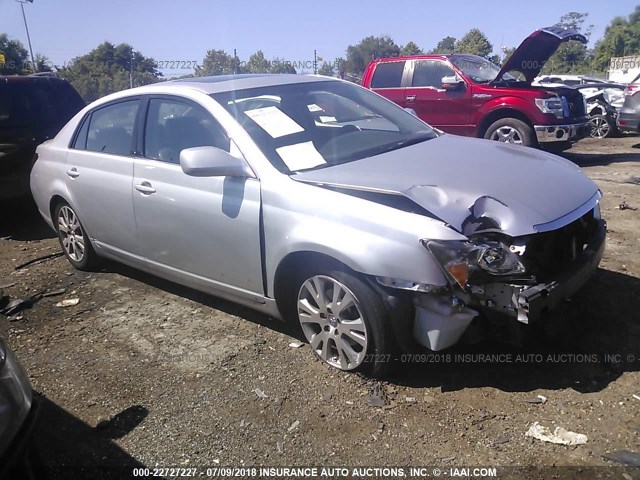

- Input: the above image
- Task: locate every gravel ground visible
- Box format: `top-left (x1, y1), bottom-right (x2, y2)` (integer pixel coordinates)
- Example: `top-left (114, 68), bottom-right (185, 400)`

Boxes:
top-left (1, 136), bottom-right (639, 479)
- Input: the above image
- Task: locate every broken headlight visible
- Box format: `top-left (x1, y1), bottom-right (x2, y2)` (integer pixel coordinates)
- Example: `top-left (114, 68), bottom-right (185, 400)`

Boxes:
top-left (423, 239), bottom-right (525, 289)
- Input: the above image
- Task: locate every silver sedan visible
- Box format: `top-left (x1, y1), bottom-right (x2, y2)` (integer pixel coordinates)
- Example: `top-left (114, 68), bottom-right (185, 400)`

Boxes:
top-left (30, 74), bottom-right (605, 377)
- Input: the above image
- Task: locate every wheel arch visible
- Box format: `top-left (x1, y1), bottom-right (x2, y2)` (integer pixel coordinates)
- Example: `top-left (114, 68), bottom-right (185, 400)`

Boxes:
top-left (477, 108), bottom-right (534, 138)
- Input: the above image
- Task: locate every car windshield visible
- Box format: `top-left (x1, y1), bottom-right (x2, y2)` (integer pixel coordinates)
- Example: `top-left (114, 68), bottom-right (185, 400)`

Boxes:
top-left (211, 80), bottom-right (436, 173)
top-left (450, 55), bottom-right (515, 83)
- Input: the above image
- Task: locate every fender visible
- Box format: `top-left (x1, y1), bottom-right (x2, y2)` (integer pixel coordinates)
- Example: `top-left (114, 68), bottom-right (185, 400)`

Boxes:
top-left (473, 96), bottom-right (535, 136)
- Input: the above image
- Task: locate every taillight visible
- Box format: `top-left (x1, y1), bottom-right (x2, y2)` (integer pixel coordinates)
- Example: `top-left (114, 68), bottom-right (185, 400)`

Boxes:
top-left (625, 84), bottom-right (640, 96)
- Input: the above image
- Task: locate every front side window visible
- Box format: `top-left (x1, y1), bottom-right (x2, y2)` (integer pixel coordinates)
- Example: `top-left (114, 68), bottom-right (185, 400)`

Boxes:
top-left (85, 100), bottom-right (139, 156)
top-left (212, 80), bottom-right (436, 173)
top-left (371, 61), bottom-right (406, 88)
top-left (412, 60), bottom-right (456, 88)
top-left (144, 98), bottom-right (230, 163)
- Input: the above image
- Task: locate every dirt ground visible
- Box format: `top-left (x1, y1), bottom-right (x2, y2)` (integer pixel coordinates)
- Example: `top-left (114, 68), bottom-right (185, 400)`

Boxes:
top-left (1, 136), bottom-right (639, 479)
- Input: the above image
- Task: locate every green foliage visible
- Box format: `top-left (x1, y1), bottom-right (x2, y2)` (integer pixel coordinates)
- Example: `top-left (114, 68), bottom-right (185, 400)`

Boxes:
top-left (454, 29), bottom-right (493, 58)
top-left (58, 42), bottom-right (161, 102)
top-left (318, 62), bottom-right (335, 76)
top-left (246, 50), bottom-right (270, 73)
top-left (592, 6), bottom-right (640, 72)
top-left (542, 12), bottom-right (593, 74)
top-left (196, 49), bottom-right (239, 76)
top-left (401, 41), bottom-right (423, 56)
top-left (269, 57), bottom-right (296, 74)
top-left (0, 33), bottom-right (30, 74)
top-left (431, 36), bottom-right (456, 54)
top-left (344, 35), bottom-right (401, 77)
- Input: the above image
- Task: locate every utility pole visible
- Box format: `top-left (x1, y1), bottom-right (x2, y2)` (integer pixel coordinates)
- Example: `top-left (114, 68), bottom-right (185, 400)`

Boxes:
top-left (313, 49), bottom-right (317, 74)
top-left (16, 0), bottom-right (36, 73)
top-left (234, 48), bottom-right (238, 74)
top-left (130, 46), bottom-right (134, 88)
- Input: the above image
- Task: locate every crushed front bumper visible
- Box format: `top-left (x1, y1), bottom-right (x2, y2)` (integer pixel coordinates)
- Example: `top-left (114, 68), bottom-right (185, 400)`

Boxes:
top-left (481, 218), bottom-right (606, 324)
top-left (534, 121), bottom-right (590, 143)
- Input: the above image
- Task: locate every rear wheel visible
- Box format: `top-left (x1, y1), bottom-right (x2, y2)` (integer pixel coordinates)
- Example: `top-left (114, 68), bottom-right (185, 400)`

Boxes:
top-left (54, 202), bottom-right (100, 271)
top-left (589, 114), bottom-right (613, 138)
top-left (484, 118), bottom-right (535, 147)
top-left (294, 268), bottom-right (394, 377)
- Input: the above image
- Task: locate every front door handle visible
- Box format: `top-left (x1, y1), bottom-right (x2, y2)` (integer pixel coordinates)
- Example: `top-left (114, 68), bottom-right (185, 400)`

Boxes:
top-left (406, 95), bottom-right (416, 102)
top-left (135, 181), bottom-right (156, 194)
top-left (66, 167), bottom-right (80, 178)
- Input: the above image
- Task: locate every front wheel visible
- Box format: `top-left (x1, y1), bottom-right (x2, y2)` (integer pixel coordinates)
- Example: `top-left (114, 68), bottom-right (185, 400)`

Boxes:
top-left (484, 118), bottom-right (535, 147)
top-left (54, 202), bottom-right (101, 271)
top-left (295, 268), bottom-right (394, 377)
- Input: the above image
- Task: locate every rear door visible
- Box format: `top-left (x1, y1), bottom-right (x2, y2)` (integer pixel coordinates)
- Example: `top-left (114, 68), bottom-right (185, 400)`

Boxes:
top-left (64, 98), bottom-right (140, 256)
top-left (406, 59), bottom-right (472, 134)
top-left (368, 60), bottom-right (408, 108)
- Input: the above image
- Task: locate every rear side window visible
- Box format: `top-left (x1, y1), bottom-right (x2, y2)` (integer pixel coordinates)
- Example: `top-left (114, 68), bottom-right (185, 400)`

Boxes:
top-left (371, 61), bottom-right (405, 88)
top-left (84, 100), bottom-right (139, 156)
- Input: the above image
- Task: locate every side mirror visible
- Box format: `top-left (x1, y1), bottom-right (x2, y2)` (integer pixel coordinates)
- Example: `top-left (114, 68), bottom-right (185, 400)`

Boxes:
top-left (404, 107), bottom-right (418, 117)
top-left (441, 75), bottom-right (465, 91)
top-left (180, 146), bottom-right (254, 178)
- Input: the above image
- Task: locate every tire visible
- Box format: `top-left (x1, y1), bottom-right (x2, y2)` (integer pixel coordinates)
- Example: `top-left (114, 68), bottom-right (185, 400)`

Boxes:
top-left (54, 201), bottom-right (100, 271)
top-left (483, 118), bottom-right (536, 147)
top-left (589, 114), bottom-right (613, 139)
top-left (293, 267), bottom-right (394, 377)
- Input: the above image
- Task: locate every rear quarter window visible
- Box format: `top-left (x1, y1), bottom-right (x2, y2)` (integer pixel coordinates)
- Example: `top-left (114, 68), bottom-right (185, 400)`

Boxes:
top-left (371, 61), bottom-right (405, 88)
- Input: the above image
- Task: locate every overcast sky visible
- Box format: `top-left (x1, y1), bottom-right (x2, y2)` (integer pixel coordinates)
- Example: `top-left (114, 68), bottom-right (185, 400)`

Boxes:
top-left (1, 0), bottom-right (638, 73)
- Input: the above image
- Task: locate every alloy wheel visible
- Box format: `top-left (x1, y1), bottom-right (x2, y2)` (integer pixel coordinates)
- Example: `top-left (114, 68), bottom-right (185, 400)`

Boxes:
top-left (297, 275), bottom-right (368, 370)
top-left (57, 205), bottom-right (85, 262)
top-left (490, 126), bottom-right (523, 144)
top-left (589, 116), bottom-right (610, 139)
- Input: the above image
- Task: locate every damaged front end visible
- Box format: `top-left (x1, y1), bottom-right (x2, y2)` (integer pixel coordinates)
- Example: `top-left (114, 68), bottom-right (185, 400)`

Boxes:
top-left (381, 197), bottom-right (606, 351)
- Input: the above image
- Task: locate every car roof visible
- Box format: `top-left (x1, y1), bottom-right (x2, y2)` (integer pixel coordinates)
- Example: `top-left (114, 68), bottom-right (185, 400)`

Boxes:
top-left (0, 74), bottom-right (71, 85)
top-left (141, 74), bottom-right (337, 95)
top-left (370, 54), bottom-right (455, 63)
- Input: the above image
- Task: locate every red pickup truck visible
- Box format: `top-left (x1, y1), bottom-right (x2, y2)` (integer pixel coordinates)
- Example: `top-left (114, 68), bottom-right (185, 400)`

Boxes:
top-left (362, 26), bottom-right (591, 150)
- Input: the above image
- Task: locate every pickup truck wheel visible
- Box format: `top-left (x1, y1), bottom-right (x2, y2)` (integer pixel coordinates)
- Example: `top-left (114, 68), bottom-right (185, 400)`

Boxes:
top-left (484, 118), bottom-right (535, 147)
top-left (54, 202), bottom-right (101, 271)
top-left (295, 269), bottom-right (393, 377)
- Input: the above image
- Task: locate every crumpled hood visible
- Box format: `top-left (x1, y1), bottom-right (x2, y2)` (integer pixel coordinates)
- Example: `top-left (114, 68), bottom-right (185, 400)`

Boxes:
top-left (495, 25), bottom-right (587, 84)
top-left (293, 135), bottom-right (599, 237)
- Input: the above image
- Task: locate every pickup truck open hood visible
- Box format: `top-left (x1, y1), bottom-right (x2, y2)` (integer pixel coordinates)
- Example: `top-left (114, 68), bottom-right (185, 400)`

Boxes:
top-left (293, 135), bottom-right (599, 238)
top-left (495, 26), bottom-right (587, 84)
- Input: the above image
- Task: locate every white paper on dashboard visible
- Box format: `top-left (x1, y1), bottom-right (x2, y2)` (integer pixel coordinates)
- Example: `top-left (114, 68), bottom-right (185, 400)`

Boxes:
top-left (276, 142), bottom-right (327, 171)
top-left (244, 106), bottom-right (304, 138)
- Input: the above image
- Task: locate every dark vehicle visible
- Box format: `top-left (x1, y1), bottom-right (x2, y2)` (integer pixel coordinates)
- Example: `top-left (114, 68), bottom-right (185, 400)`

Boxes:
top-left (362, 26), bottom-right (591, 151)
top-left (0, 75), bottom-right (85, 200)
top-left (575, 83), bottom-right (625, 138)
top-left (617, 74), bottom-right (640, 134)
top-left (0, 336), bottom-right (37, 477)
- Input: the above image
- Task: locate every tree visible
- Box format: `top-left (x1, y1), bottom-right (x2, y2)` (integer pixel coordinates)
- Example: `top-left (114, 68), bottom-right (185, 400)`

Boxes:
top-left (0, 34), bottom-right (30, 74)
top-left (318, 62), bottom-right (335, 76)
top-left (500, 47), bottom-right (516, 66)
top-left (401, 41), bottom-right (423, 56)
top-left (343, 35), bottom-right (401, 78)
top-left (34, 53), bottom-right (53, 72)
top-left (196, 49), bottom-right (238, 76)
top-left (454, 29), bottom-right (493, 58)
top-left (542, 12), bottom-right (593, 74)
top-left (592, 6), bottom-right (640, 72)
top-left (246, 50), bottom-right (270, 73)
top-left (58, 42), bottom-right (161, 102)
top-left (269, 57), bottom-right (296, 74)
top-left (431, 36), bottom-right (456, 54)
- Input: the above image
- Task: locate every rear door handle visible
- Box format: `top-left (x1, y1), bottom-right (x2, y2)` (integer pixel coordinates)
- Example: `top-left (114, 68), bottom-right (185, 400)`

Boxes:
top-left (135, 181), bottom-right (156, 194)
top-left (66, 167), bottom-right (80, 178)
top-left (406, 95), bottom-right (416, 102)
